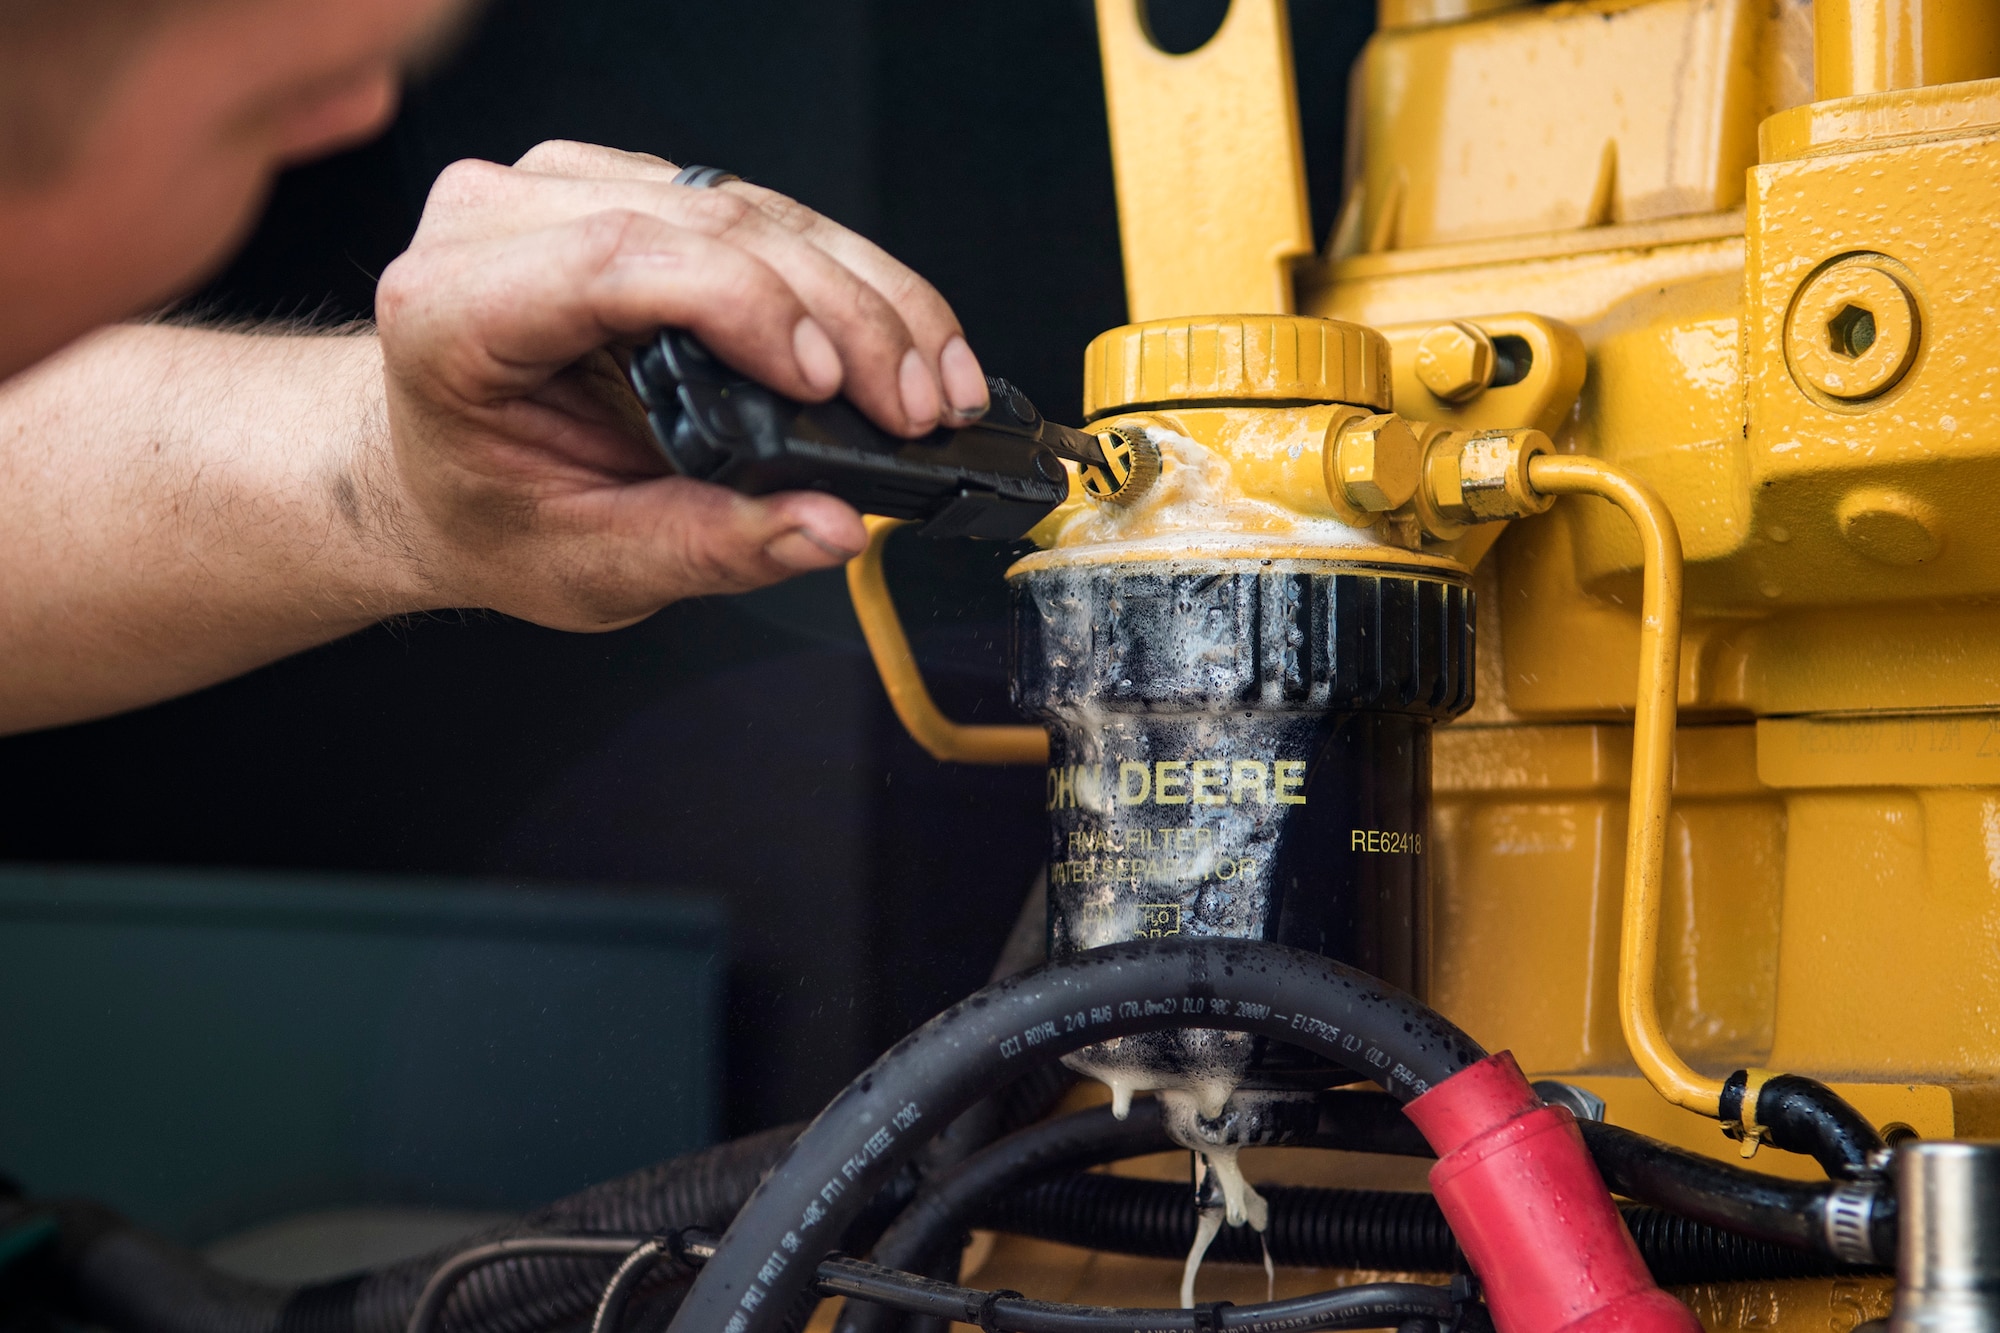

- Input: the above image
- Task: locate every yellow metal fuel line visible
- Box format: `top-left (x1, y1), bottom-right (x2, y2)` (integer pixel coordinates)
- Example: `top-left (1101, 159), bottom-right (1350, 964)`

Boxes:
top-left (846, 515), bottom-right (1049, 766)
top-left (1523, 455), bottom-right (1725, 1119)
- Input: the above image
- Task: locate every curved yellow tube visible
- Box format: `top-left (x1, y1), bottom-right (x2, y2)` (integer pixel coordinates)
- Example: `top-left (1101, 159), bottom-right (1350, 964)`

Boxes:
top-left (1525, 455), bottom-right (1726, 1118)
top-left (844, 515), bottom-right (1049, 766)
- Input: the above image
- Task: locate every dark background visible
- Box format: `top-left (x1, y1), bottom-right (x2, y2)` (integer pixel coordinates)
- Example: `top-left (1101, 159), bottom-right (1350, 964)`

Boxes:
top-left (0, 0), bottom-right (1371, 1138)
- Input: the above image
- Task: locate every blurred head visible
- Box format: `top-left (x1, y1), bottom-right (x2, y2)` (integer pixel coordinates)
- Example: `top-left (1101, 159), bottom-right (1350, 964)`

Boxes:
top-left (0, 0), bottom-right (472, 378)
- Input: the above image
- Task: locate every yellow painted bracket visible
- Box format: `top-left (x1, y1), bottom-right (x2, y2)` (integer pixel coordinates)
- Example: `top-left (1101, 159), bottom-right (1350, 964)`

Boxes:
top-left (1525, 455), bottom-right (1726, 1120)
top-left (1094, 0), bottom-right (1313, 320)
top-left (1379, 313), bottom-right (1587, 438)
top-left (845, 516), bottom-right (1049, 766)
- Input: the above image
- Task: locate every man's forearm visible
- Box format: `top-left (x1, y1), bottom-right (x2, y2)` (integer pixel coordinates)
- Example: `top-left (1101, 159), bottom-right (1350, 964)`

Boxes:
top-left (0, 323), bottom-right (431, 734)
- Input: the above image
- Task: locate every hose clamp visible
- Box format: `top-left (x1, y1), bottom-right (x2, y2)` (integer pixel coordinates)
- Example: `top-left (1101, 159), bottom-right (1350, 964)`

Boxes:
top-left (975, 1288), bottom-right (1024, 1333)
top-left (1825, 1180), bottom-right (1886, 1266)
top-left (1728, 1067), bottom-right (1778, 1160)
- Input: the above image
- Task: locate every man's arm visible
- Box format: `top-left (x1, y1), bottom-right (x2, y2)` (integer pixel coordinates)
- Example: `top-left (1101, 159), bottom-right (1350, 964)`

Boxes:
top-left (0, 142), bottom-right (994, 735)
top-left (0, 325), bottom-right (415, 730)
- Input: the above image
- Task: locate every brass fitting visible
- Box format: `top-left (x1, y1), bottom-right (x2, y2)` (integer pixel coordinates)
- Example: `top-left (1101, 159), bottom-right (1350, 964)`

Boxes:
top-left (1414, 320), bottom-right (1497, 404)
top-left (1328, 412), bottom-right (1422, 516)
top-left (1423, 427), bottom-right (1554, 528)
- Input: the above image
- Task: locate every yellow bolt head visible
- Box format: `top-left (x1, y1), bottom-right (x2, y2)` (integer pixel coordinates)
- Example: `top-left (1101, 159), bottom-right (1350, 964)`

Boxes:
top-left (1332, 413), bottom-right (1421, 513)
top-left (1783, 256), bottom-right (1919, 403)
top-left (1414, 321), bottom-right (1496, 404)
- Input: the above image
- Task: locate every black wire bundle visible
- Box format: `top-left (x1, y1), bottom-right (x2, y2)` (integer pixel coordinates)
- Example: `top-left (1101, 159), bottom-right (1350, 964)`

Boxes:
top-left (3, 940), bottom-right (1893, 1333)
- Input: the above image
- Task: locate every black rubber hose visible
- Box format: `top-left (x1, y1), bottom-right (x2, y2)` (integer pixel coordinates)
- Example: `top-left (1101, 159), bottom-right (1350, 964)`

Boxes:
top-left (845, 1086), bottom-right (1433, 1333)
top-left (666, 938), bottom-right (1486, 1333)
top-left (675, 1228), bottom-right (1479, 1333)
top-left (841, 1090), bottom-right (1428, 1333)
top-left (1578, 1120), bottom-right (1894, 1263)
top-left (1719, 1073), bottom-right (1885, 1181)
top-left (836, 1099), bottom-right (1175, 1333)
top-left (977, 1173), bottom-right (1877, 1284)
top-left (818, 1262), bottom-right (1468, 1333)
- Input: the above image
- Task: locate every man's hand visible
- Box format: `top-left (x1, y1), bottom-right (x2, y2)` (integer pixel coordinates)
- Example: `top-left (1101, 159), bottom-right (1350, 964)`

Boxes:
top-left (0, 142), bottom-right (996, 733)
top-left (378, 140), bottom-right (992, 630)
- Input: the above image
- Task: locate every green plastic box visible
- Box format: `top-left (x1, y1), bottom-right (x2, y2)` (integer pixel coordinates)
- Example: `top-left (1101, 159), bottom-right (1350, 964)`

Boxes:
top-left (0, 866), bottom-right (723, 1243)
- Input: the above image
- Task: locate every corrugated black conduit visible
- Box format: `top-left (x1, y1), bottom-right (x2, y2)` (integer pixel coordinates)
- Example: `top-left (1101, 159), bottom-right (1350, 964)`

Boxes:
top-left (17, 1062), bottom-right (1079, 1333)
top-left (978, 1173), bottom-right (1877, 1285)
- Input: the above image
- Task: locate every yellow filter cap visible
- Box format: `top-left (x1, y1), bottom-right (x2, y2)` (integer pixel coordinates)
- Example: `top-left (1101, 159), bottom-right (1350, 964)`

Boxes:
top-left (1081, 315), bottom-right (1392, 420)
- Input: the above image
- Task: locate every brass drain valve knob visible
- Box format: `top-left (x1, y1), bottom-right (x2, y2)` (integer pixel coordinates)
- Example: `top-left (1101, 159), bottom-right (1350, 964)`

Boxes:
top-left (1425, 427), bottom-right (1555, 526)
top-left (1078, 425), bottom-right (1162, 506)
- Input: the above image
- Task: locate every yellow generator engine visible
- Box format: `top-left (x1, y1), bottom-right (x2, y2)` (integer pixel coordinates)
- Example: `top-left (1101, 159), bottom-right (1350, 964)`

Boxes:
top-left (813, 3), bottom-right (2000, 1332)
top-left (73, 9), bottom-right (2000, 1333)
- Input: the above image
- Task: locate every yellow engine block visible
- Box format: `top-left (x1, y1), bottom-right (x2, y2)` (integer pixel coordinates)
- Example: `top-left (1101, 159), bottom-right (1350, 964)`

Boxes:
top-left (1095, 0), bottom-right (2000, 1132)
top-left (920, 2), bottom-right (2000, 1329)
top-left (839, 4), bottom-right (2000, 1329)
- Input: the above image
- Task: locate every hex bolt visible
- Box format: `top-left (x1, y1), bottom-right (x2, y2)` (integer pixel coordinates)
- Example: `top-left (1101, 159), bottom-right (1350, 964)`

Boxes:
top-left (1415, 321), bottom-right (1497, 404)
top-left (1331, 413), bottom-right (1422, 513)
top-left (1784, 255), bottom-right (1920, 402)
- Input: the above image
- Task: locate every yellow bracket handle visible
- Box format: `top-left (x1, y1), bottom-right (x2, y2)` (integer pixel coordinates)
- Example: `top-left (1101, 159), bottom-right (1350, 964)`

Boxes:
top-left (844, 516), bottom-right (1049, 766)
top-left (1525, 455), bottom-right (1726, 1120)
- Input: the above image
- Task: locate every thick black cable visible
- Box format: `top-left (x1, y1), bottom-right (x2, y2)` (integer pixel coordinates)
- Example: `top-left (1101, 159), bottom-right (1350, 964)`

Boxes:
top-left (1306, 1090), bottom-right (1433, 1157)
top-left (840, 1099), bottom-right (1171, 1333)
top-left (665, 938), bottom-right (1485, 1333)
top-left (816, 1263), bottom-right (1466, 1333)
top-left (837, 1099), bottom-right (1175, 1333)
top-left (672, 1228), bottom-right (1477, 1333)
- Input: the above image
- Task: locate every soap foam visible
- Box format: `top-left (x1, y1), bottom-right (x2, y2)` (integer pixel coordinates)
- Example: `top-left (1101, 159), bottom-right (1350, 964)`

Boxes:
top-left (1042, 428), bottom-right (1386, 562)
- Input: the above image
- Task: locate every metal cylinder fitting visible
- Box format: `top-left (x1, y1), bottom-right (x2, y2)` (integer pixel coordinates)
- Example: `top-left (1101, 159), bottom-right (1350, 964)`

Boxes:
top-left (1891, 1141), bottom-right (2000, 1333)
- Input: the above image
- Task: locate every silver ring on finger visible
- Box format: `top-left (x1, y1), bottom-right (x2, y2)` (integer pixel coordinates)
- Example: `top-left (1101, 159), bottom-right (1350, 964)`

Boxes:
top-left (671, 164), bottom-right (741, 190)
